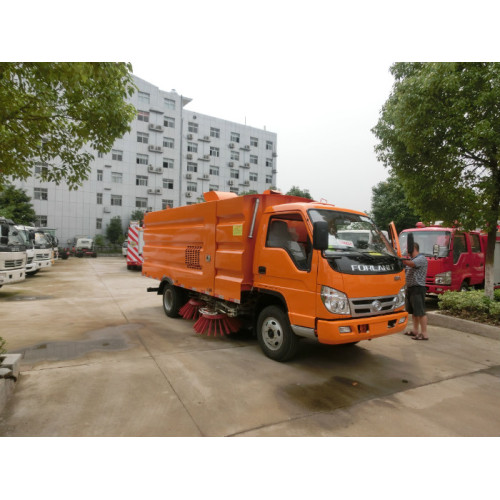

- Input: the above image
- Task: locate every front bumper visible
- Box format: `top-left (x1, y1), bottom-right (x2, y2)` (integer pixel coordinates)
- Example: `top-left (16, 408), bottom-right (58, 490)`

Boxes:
top-left (316, 310), bottom-right (408, 345)
top-left (0, 269), bottom-right (26, 285)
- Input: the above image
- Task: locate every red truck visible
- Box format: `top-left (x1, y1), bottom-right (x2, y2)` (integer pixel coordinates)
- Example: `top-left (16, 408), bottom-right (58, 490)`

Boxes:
top-left (399, 223), bottom-right (500, 294)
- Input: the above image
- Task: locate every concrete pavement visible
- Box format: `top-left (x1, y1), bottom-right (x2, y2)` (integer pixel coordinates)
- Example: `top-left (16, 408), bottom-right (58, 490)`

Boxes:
top-left (1, 256), bottom-right (499, 436)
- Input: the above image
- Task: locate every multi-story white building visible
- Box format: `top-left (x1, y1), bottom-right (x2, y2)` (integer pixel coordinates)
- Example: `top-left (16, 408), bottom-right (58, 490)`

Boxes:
top-left (11, 75), bottom-right (278, 245)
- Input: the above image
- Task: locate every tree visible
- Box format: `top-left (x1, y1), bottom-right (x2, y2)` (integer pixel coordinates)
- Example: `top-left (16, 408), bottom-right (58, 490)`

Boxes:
top-left (286, 186), bottom-right (313, 199)
top-left (371, 174), bottom-right (421, 232)
top-left (0, 185), bottom-right (37, 224)
top-left (0, 62), bottom-right (137, 190)
top-left (130, 210), bottom-right (145, 224)
top-left (372, 62), bottom-right (500, 298)
top-left (106, 216), bottom-right (123, 244)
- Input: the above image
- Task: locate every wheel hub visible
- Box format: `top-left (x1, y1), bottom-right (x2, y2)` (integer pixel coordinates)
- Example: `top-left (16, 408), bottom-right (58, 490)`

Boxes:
top-left (262, 318), bottom-right (283, 351)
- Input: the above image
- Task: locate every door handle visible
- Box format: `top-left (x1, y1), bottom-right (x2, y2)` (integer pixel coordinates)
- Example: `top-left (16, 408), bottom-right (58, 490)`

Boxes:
top-left (258, 266), bottom-right (266, 274)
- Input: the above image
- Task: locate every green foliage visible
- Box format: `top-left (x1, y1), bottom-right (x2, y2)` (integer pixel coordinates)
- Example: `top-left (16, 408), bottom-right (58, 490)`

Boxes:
top-left (286, 186), bottom-right (313, 199)
top-left (371, 174), bottom-right (420, 232)
top-left (94, 234), bottom-right (105, 246)
top-left (0, 184), bottom-right (37, 224)
top-left (0, 336), bottom-right (6, 355)
top-left (372, 62), bottom-right (500, 232)
top-left (106, 216), bottom-right (123, 244)
top-left (0, 62), bottom-right (137, 190)
top-left (130, 210), bottom-right (145, 224)
top-left (438, 290), bottom-right (500, 325)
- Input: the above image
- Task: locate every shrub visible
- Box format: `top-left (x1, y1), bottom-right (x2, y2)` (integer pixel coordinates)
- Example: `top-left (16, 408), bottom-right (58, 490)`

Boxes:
top-left (438, 290), bottom-right (500, 325)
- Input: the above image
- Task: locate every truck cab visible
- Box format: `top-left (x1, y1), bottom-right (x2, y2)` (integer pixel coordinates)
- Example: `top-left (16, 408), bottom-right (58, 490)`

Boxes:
top-left (399, 224), bottom-right (487, 293)
top-left (0, 217), bottom-right (27, 288)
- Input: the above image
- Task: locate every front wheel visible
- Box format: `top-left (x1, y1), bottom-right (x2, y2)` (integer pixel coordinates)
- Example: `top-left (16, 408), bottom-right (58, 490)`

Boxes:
top-left (162, 283), bottom-right (186, 318)
top-left (460, 281), bottom-right (469, 292)
top-left (257, 305), bottom-right (298, 362)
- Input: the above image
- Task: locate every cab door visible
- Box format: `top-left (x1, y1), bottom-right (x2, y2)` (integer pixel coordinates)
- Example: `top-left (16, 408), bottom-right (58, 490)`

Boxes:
top-left (253, 212), bottom-right (318, 329)
top-left (389, 221), bottom-right (402, 257)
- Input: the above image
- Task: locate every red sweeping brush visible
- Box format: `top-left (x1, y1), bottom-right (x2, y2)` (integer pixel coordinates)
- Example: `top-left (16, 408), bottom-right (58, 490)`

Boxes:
top-left (193, 309), bottom-right (241, 336)
top-left (179, 299), bottom-right (205, 320)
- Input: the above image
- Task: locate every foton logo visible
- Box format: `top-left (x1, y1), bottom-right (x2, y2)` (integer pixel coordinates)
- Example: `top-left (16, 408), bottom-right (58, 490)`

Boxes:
top-left (351, 264), bottom-right (395, 272)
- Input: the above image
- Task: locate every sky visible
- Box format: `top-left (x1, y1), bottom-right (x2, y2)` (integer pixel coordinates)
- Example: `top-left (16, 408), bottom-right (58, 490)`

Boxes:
top-left (5, 0), bottom-right (500, 215)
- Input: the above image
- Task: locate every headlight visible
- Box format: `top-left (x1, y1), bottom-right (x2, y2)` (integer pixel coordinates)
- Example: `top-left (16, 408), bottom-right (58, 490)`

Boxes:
top-left (321, 286), bottom-right (350, 315)
top-left (435, 271), bottom-right (452, 285)
top-left (393, 286), bottom-right (406, 309)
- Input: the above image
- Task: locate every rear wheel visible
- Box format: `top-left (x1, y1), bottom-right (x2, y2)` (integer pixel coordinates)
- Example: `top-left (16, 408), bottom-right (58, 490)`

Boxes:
top-left (460, 281), bottom-right (469, 292)
top-left (162, 283), bottom-right (186, 318)
top-left (257, 305), bottom-right (298, 362)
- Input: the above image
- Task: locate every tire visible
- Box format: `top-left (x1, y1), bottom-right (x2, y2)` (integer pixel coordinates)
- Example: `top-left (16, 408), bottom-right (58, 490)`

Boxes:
top-left (162, 283), bottom-right (186, 318)
top-left (460, 281), bottom-right (469, 292)
top-left (257, 305), bottom-right (298, 362)
top-left (26, 269), bottom-right (40, 276)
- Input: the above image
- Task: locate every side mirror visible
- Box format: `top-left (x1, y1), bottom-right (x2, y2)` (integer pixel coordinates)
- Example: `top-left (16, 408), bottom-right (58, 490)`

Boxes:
top-left (0, 236), bottom-right (8, 245)
top-left (313, 221), bottom-right (329, 250)
top-left (1, 224), bottom-right (8, 237)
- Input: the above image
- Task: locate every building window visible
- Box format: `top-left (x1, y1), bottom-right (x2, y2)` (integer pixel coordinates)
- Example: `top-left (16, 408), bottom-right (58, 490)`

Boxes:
top-left (231, 150), bottom-right (240, 161)
top-left (210, 146), bottom-right (220, 157)
top-left (138, 110), bottom-right (149, 122)
top-left (136, 197), bottom-right (148, 209)
top-left (111, 172), bottom-right (123, 183)
top-left (136, 175), bottom-right (148, 186)
top-left (187, 182), bottom-right (197, 192)
top-left (210, 166), bottom-right (219, 176)
top-left (97, 193), bottom-right (103, 205)
top-left (112, 149), bottom-right (123, 161)
top-left (164, 116), bottom-right (175, 128)
top-left (111, 195), bottom-right (122, 206)
top-left (137, 132), bottom-right (149, 143)
top-left (230, 169), bottom-right (239, 179)
top-left (229, 187), bottom-right (239, 194)
top-left (230, 132), bottom-right (240, 143)
top-left (98, 152), bottom-right (104, 158)
top-left (210, 127), bottom-right (220, 138)
top-left (209, 184), bottom-right (219, 191)
top-left (188, 122), bottom-right (198, 133)
top-left (266, 175), bottom-right (273, 184)
top-left (34, 162), bottom-right (48, 176)
top-left (34, 187), bottom-right (48, 200)
top-left (266, 141), bottom-right (274, 150)
top-left (96, 218), bottom-right (102, 229)
top-left (97, 170), bottom-right (103, 181)
top-left (163, 158), bottom-right (174, 169)
top-left (136, 154), bottom-right (149, 165)
top-left (163, 178), bottom-right (174, 189)
top-left (162, 199), bottom-right (174, 209)
top-left (138, 91), bottom-right (150, 104)
top-left (250, 172), bottom-right (258, 182)
top-left (187, 162), bottom-right (198, 173)
top-left (164, 98), bottom-right (175, 109)
top-left (163, 137), bottom-right (174, 148)
top-left (187, 142), bottom-right (198, 153)
top-left (250, 137), bottom-right (258, 147)
top-left (266, 158), bottom-right (273, 167)
top-left (35, 215), bottom-right (47, 227)
top-left (250, 155), bottom-right (258, 165)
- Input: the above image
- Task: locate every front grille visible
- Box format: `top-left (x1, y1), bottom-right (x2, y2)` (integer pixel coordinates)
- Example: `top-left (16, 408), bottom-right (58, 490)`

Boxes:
top-left (27, 257), bottom-right (34, 264)
top-left (36, 253), bottom-right (50, 260)
top-left (349, 295), bottom-right (398, 317)
top-left (5, 259), bottom-right (24, 269)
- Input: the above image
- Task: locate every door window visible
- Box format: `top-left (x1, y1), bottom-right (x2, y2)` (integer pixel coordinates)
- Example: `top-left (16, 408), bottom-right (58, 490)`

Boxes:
top-left (266, 215), bottom-right (311, 270)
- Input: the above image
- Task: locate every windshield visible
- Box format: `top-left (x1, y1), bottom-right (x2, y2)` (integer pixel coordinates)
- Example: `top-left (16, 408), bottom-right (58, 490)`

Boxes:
top-left (34, 232), bottom-right (50, 247)
top-left (308, 209), bottom-right (397, 257)
top-left (16, 229), bottom-right (31, 246)
top-left (8, 227), bottom-right (25, 246)
top-left (399, 230), bottom-right (451, 257)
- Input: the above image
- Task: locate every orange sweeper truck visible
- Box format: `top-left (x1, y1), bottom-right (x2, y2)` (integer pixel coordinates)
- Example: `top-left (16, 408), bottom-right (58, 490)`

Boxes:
top-left (143, 190), bottom-right (408, 361)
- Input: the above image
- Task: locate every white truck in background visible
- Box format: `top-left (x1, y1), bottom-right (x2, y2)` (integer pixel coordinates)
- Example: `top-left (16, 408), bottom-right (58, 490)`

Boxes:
top-left (0, 217), bottom-right (27, 288)
top-left (15, 225), bottom-right (53, 274)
